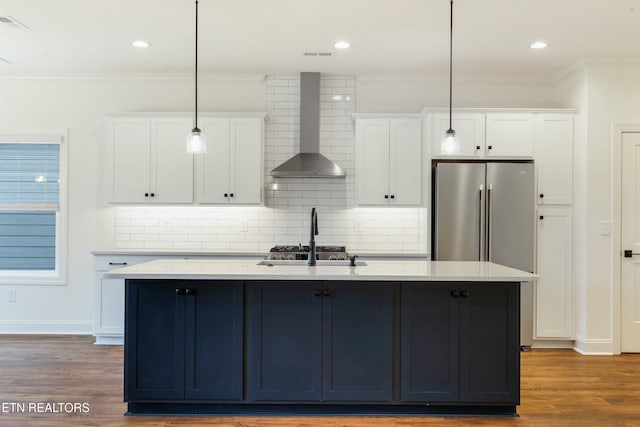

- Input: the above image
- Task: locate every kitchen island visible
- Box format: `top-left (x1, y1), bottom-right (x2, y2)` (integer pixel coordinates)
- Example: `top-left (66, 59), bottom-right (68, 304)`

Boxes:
top-left (108, 259), bottom-right (537, 416)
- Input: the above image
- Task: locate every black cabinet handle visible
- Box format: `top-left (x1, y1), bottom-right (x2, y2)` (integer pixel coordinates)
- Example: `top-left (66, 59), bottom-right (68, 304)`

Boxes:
top-left (539, 193), bottom-right (544, 198)
top-left (176, 288), bottom-right (185, 295)
top-left (150, 193), bottom-right (155, 197)
top-left (224, 193), bottom-right (228, 197)
top-left (460, 290), bottom-right (470, 298)
top-left (144, 193), bottom-right (149, 197)
top-left (384, 195), bottom-right (389, 199)
top-left (487, 145), bottom-right (493, 150)
top-left (476, 145), bottom-right (481, 150)
top-left (230, 193), bottom-right (234, 198)
top-left (390, 195), bottom-right (395, 199)
top-left (184, 288), bottom-right (196, 296)
top-left (539, 215), bottom-right (544, 220)
top-left (108, 262), bottom-right (128, 266)
top-left (314, 289), bottom-right (322, 297)
top-left (322, 289), bottom-right (332, 297)
top-left (451, 290), bottom-right (459, 298)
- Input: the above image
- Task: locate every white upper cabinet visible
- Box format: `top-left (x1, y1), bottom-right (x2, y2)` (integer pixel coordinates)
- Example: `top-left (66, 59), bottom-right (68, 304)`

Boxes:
top-left (106, 117), bottom-right (194, 203)
top-left (485, 113), bottom-right (534, 157)
top-left (356, 117), bottom-right (422, 206)
top-left (196, 117), bottom-right (263, 205)
top-left (431, 112), bottom-right (485, 157)
top-left (535, 114), bottom-right (574, 205)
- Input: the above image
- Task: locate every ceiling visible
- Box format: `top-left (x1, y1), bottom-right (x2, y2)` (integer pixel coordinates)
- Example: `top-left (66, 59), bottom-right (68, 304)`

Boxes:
top-left (1, 0), bottom-right (640, 79)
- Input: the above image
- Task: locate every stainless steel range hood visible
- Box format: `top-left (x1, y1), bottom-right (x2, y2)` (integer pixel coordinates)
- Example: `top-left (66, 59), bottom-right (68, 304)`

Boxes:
top-left (270, 72), bottom-right (346, 178)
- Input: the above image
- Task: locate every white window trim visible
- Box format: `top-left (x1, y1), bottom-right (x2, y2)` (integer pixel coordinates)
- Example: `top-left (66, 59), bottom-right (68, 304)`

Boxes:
top-left (0, 133), bottom-right (68, 285)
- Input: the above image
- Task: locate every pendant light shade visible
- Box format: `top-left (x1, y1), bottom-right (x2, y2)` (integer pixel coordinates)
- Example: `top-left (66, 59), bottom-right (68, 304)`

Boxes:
top-left (441, 0), bottom-right (460, 155)
top-left (187, 0), bottom-right (206, 154)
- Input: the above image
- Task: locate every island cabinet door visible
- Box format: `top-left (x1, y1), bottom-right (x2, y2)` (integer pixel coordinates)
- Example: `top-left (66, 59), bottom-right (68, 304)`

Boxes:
top-left (400, 283), bottom-right (460, 402)
top-left (246, 283), bottom-right (322, 401)
top-left (458, 283), bottom-right (519, 403)
top-left (321, 283), bottom-right (393, 402)
top-left (183, 283), bottom-right (243, 400)
top-left (125, 280), bottom-right (186, 401)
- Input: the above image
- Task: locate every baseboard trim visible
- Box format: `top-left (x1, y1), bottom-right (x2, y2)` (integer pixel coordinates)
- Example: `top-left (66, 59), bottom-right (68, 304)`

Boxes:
top-left (573, 336), bottom-right (615, 355)
top-left (532, 339), bottom-right (575, 349)
top-left (0, 320), bottom-right (92, 335)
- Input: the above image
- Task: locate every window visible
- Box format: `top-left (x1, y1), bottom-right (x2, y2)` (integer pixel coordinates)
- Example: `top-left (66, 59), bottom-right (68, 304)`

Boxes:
top-left (0, 136), bottom-right (66, 284)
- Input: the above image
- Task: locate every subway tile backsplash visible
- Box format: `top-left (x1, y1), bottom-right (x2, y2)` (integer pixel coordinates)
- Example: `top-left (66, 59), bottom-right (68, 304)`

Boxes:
top-left (113, 75), bottom-right (427, 254)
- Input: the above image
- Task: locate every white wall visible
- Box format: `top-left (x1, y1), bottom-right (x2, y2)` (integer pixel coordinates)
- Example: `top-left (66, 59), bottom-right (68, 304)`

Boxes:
top-left (0, 74), bottom-right (264, 333)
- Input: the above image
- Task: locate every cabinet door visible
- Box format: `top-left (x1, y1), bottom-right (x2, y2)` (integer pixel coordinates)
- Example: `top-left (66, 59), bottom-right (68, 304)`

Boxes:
top-left (535, 114), bottom-right (573, 205)
top-left (229, 118), bottom-right (262, 204)
top-left (400, 283), bottom-right (459, 402)
top-left (321, 283), bottom-right (393, 402)
top-left (195, 118), bottom-right (231, 203)
top-left (247, 283), bottom-right (322, 401)
top-left (151, 118), bottom-right (194, 203)
top-left (125, 280), bottom-right (185, 401)
top-left (459, 283), bottom-right (519, 403)
top-left (106, 118), bottom-right (151, 203)
top-left (432, 113), bottom-right (486, 157)
top-left (389, 119), bottom-right (422, 205)
top-left (184, 283), bottom-right (243, 400)
top-left (485, 113), bottom-right (534, 157)
top-left (356, 119), bottom-right (390, 205)
top-left (536, 207), bottom-right (574, 338)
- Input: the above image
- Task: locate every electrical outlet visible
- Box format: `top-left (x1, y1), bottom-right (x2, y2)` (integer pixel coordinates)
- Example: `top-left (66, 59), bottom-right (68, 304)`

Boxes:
top-left (8, 289), bottom-right (16, 303)
top-left (240, 219), bottom-right (248, 232)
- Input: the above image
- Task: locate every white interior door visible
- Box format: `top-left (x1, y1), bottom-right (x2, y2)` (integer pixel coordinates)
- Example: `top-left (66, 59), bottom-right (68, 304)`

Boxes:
top-left (621, 131), bottom-right (640, 352)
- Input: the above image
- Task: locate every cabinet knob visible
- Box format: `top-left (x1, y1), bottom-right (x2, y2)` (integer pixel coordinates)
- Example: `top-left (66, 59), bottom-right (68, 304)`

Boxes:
top-left (539, 193), bottom-right (544, 198)
top-left (224, 193), bottom-right (228, 197)
top-left (150, 193), bottom-right (155, 197)
top-left (476, 145), bottom-right (481, 150)
top-left (487, 145), bottom-right (493, 150)
top-left (322, 289), bottom-right (332, 297)
top-left (460, 290), bottom-right (470, 298)
top-left (314, 289), bottom-right (322, 297)
top-left (144, 193), bottom-right (149, 197)
top-left (184, 288), bottom-right (196, 296)
top-left (230, 193), bottom-right (234, 198)
top-left (390, 195), bottom-right (395, 199)
top-left (175, 288), bottom-right (185, 295)
top-left (451, 290), bottom-right (459, 298)
top-left (384, 195), bottom-right (389, 199)
top-left (539, 215), bottom-right (544, 220)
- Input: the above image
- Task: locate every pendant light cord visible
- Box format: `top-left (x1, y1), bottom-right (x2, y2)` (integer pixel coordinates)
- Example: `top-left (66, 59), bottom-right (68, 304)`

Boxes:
top-left (448, 0), bottom-right (453, 131)
top-left (195, 0), bottom-right (199, 130)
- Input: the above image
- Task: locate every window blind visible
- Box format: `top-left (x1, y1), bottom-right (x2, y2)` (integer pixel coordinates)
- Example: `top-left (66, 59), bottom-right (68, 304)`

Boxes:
top-left (0, 143), bottom-right (60, 210)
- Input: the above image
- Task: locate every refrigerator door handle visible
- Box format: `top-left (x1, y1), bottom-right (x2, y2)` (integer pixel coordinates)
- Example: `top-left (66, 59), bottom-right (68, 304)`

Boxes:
top-left (487, 184), bottom-right (493, 261)
top-left (478, 185), bottom-right (484, 261)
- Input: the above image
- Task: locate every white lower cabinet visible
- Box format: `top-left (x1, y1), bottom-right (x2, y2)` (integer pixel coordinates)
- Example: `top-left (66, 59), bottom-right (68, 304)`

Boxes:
top-left (535, 206), bottom-right (574, 339)
top-left (93, 255), bottom-right (157, 345)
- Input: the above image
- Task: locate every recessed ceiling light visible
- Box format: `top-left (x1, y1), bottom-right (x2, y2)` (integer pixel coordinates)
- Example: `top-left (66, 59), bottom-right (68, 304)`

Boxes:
top-left (530, 41), bottom-right (548, 49)
top-left (132, 40), bottom-right (151, 48)
top-left (334, 40), bottom-right (351, 49)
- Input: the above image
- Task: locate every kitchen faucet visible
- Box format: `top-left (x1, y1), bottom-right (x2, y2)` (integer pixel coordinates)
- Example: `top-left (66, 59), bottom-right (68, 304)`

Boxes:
top-left (308, 207), bottom-right (318, 266)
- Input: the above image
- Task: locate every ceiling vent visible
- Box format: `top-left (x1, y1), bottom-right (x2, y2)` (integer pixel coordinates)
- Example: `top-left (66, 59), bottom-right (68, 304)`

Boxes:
top-left (0, 16), bottom-right (27, 29)
top-left (303, 51), bottom-right (334, 57)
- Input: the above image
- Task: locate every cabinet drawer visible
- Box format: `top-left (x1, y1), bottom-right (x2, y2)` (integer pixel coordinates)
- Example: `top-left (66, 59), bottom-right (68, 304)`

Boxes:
top-left (93, 255), bottom-right (156, 271)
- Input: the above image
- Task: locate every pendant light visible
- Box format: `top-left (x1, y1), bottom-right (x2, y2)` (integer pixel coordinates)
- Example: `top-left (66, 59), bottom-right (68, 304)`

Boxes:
top-left (186, 0), bottom-right (206, 153)
top-left (441, 0), bottom-right (460, 155)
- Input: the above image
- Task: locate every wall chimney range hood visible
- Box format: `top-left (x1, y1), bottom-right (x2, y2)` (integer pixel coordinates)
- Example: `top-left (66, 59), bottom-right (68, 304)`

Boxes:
top-left (270, 72), bottom-right (346, 178)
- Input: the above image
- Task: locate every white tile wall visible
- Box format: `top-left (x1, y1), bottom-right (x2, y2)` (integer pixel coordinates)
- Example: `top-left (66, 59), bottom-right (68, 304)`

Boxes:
top-left (114, 75), bottom-right (427, 255)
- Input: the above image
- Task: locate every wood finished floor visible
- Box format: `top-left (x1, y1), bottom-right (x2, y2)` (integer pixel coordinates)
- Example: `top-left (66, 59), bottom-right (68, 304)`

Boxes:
top-left (0, 335), bottom-right (639, 427)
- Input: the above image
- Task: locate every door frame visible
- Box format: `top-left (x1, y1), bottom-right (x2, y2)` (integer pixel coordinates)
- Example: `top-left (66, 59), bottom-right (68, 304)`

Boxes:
top-left (612, 122), bottom-right (640, 354)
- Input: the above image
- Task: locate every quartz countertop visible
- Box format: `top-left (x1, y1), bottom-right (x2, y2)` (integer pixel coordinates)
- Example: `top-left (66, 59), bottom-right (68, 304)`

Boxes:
top-left (105, 259), bottom-right (537, 282)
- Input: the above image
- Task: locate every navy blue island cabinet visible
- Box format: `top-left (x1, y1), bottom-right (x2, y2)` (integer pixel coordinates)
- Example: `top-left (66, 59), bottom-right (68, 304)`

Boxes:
top-left (124, 279), bottom-right (520, 416)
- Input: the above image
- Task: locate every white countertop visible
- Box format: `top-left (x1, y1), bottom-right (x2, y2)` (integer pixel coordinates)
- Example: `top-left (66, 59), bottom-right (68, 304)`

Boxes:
top-left (105, 259), bottom-right (537, 282)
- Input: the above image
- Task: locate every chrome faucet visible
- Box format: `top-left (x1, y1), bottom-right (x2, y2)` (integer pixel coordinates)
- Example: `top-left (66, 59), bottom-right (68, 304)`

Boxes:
top-left (308, 207), bottom-right (318, 266)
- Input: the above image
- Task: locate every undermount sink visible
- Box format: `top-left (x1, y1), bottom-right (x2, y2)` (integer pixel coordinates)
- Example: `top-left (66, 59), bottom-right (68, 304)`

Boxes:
top-left (257, 260), bottom-right (367, 267)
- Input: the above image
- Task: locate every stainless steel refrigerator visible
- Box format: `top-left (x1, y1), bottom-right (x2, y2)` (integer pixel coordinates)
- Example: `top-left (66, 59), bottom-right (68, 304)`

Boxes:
top-left (432, 161), bottom-right (535, 349)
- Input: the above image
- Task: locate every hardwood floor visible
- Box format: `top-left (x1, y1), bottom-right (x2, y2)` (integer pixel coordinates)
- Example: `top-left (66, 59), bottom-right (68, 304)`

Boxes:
top-left (0, 335), bottom-right (639, 427)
